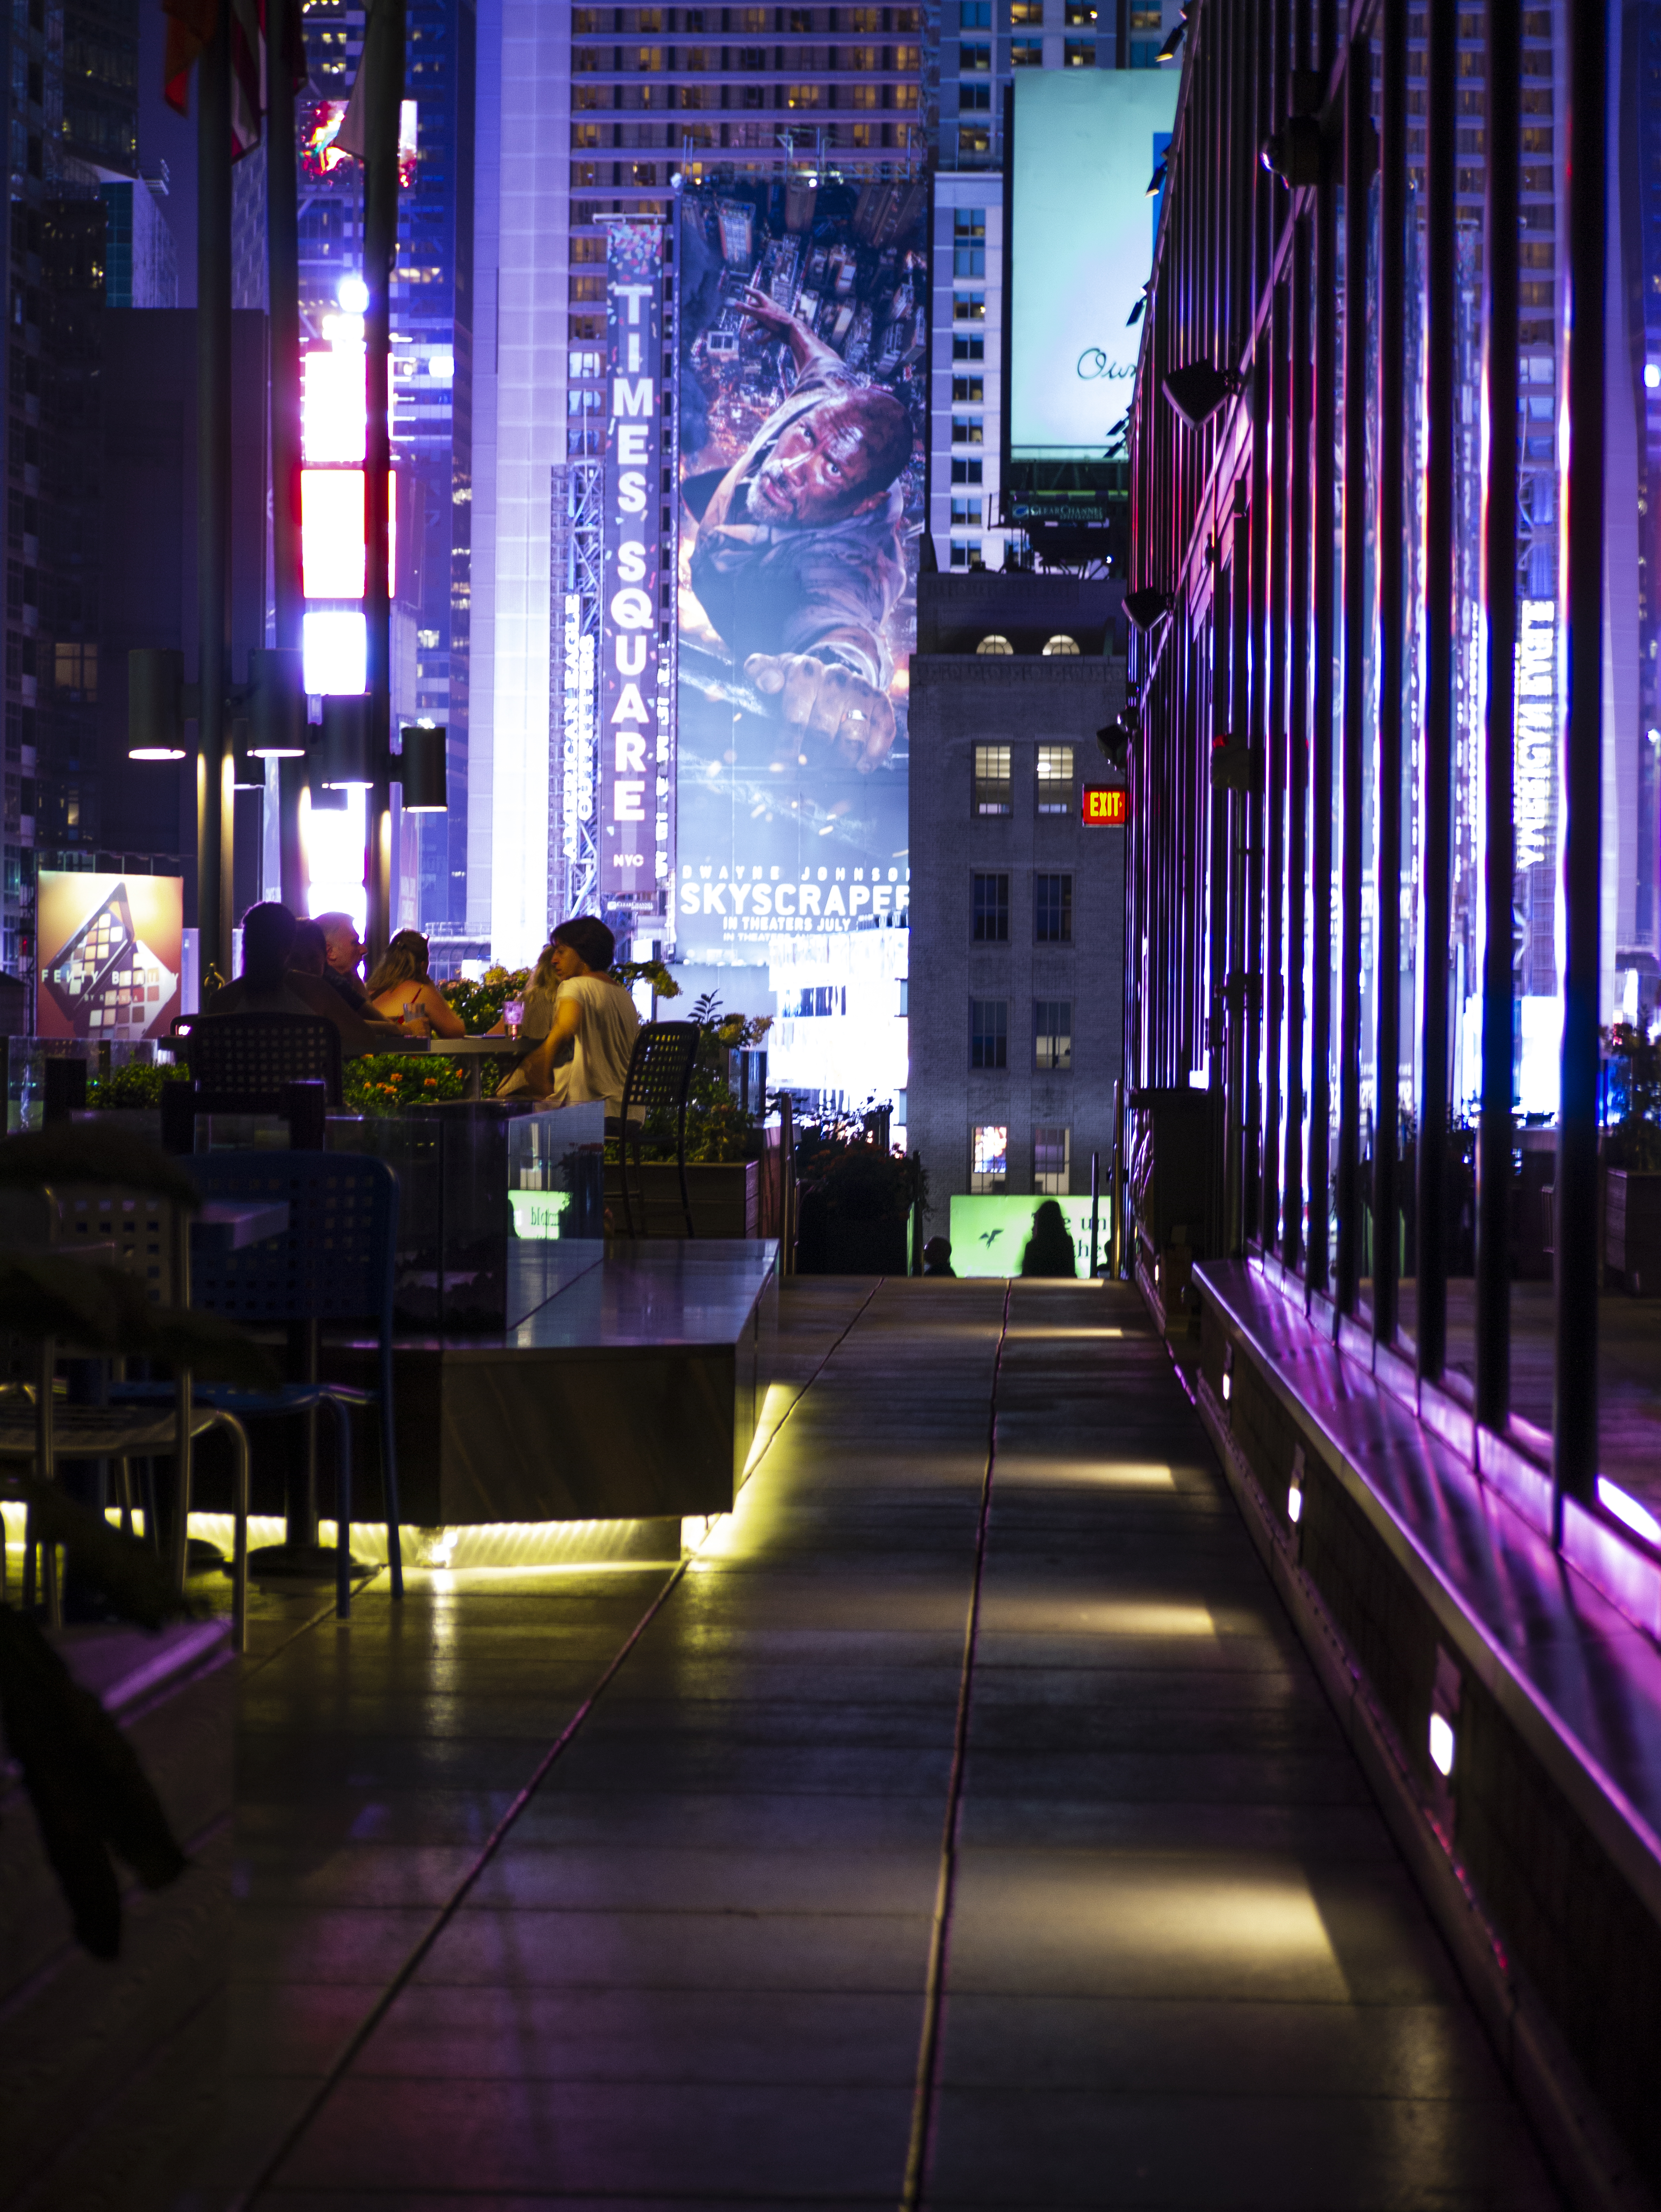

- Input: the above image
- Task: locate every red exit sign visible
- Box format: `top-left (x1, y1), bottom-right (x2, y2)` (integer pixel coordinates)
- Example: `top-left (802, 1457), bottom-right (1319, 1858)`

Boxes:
top-left (1082, 784), bottom-right (1129, 827)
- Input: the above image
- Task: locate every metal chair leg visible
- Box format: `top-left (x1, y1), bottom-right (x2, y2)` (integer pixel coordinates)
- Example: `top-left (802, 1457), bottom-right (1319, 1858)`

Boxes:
top-left (380, 1345), bottom-right (404, 1601)
top-left (332, 1399), bottom-right (354, 1620)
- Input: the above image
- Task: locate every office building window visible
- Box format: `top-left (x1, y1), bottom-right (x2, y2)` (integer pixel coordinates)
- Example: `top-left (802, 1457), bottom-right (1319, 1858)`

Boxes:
top-left (973, 745), bottom-right (1011, 815)
top-left (1012, 36), bottom-right (1042, 62)
top-left (960, 39), bottom-right (991, 68)
top-left (951, 497), bottom-right (983, 526)
top-left (1063, 37), bottom-right (1094, 62)
top-left (1035, 872), bottom-right (1073, 942)
top-left (1034, 1125), bottom-right (1071, 1196)
top-left (951, 457), bottom-right (983, 486)
top-left (971, 1123), bottom-right (1008, 1193)
top-left (971, 997), bottom-right (1008, 1069)
top-left (1036, 744), bottom-right (1074, 813)
top-left (1065, 0), bottom-right (1097, 19)
top-left (953, 416), bottom-right (984, 445)
top-left (954, 289), bottom-right (986, 320)
top-left (973, 870), bottom-right (1010, 940)
top-left (953, 374), bottom-right (984, 403)
top-left (958, 79), bottom-right (991, 110)
top-left (960, 0), bottom-right (990, 21)
top-left (950, 539), bottom-right (984, 568)
top-left (953, 335), bottom-right (985, 362)
top-left (1034, 999), bottom-right (1073, 1070)
top-left (959, 125), bottom-right (992, 155)
top-left (953, 207), bottom-right (986, 277)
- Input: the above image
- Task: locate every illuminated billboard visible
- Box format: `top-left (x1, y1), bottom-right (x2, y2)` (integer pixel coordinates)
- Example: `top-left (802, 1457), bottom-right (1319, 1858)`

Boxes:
top-left (947, 1194), bottom-right (1111, 1278)
top-left (600, 220), bottom-right (669, 902)
top-left (675, 179), bottom-right (926, 966)
top-left (1007, 72), bottom-right (1177, 464)
top-left (36, 872), bottom-right (182, 1041)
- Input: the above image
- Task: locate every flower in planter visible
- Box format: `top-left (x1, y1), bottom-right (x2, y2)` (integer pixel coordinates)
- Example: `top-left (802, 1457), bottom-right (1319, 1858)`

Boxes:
top-left (1605, 1021), bottom-right (1661, 1171)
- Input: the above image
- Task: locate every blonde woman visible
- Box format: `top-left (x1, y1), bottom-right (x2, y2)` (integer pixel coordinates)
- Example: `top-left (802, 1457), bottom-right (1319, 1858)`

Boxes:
top-left (364, 929), bottom-right (467, 1038)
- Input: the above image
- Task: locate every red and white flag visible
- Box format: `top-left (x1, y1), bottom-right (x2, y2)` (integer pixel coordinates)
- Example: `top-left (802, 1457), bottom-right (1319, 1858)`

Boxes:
top-left (161, 0), bottom-right (307, 160)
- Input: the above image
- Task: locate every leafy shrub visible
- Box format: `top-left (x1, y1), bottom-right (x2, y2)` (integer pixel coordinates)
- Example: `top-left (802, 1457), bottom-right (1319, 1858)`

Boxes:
top-left (87, 1059), bottom-right (190, 1109)
top-left (1605, 1021), bottom-right (1661, 1171)
top-left (343, 1053), bottom-right (470, 1116)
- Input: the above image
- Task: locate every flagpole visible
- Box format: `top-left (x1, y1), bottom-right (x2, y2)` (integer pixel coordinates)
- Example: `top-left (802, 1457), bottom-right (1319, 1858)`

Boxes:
top-left (197, 0), bottom-right (234, 987)
top-left (361, 0), bottom-right (404, 967)
top-left (267, 0), bottom-right (307, 910)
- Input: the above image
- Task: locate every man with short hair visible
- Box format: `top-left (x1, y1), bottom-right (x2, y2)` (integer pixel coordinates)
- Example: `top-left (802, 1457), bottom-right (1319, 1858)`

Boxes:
top-left (515, 917), bottom-right (640, 1112)
top-left (313, 911), bottom-right (370, 1013)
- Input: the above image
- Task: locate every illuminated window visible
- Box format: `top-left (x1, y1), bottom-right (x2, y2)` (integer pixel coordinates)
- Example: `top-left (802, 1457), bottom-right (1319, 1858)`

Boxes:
top-left (1036, 744), bottom-right (1074, 811)
top-left (973, 871), bottom-right (1010, 938)
top-left (53, 641), bottom-right (96, 697)
top-left (971, 1123), bottom-right (1008, 1193)
top-left (1034, 1001), bottom-right (1072, 1071)
top-left (685, 45), bottom-right (709, 66)
top-left (633, 46), bottom-right (663, 68)
top-left (960, 125), bottom-right (992, 154)
top-left (953, 417), bottom-right (983, 444)
top-left (786, 85), bottom-right (821, 108)
top-left (569, 272), bottom-right (605, 301)
top-left (849, 6), bottom-right (879, 25)
top-left (1064, 37), bottom-right (1094, 62)
top-left (1042, 633), bottom-right (1081, 655)
top-left (971, 997), bottom-right (1008, 1070)
top-left (960, 40), bottom-right (991, 69)
top-left (570, 349), bottom-right (603, 378)
top-left (742, 7), bottom-right (767, 26)
top-left (852, 83), bottom-right (880, 106)
top-left (850, 121), bottom-right (876, 145)
top-left (1065, 0), bottom-right (1096, 19)
top-left (1035, 872), bottom-right (1073, 943)
top-left (572, 122), bottom-right (603, 148)
top-left (953, 374), bottom-right (984, 403)
top-left (950, 539), bottom-right (983, 568)
top-left (1010, 2), bottom-right (1042, 19)
top-left (974, 745), bottom-right (1011, 813)
top-left (1012, 38), bottom-right (1043, 62)
top-left (951, 497), bottom-right (982, 526)
top-left (953, 206), bottom-right (986, 276)
top-left (1033, 1125), bottom-right (1071, 1195)
top-left (976, 634), bottom-right (1013, 655)
top-left (954, 290), bottom-right (986, 320)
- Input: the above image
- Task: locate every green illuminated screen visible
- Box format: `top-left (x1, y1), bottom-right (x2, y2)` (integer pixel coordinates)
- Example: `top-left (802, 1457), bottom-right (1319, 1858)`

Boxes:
top-left (947, 1194), bottom-right (1110, 1278)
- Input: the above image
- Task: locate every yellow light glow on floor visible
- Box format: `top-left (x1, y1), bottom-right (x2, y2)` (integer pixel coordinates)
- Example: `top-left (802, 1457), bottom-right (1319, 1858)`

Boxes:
top-left (1088, 1600), bottom-right (1218, 1637)
top-left (998, 1460), bottom-right (1177, 1489)
top-left (1005, 1326), bottom-right (1126, 1340)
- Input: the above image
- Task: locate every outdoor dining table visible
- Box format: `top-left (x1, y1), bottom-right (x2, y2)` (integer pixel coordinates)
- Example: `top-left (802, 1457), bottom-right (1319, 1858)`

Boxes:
top-left (420, 1034), bottom-right (529, 1099)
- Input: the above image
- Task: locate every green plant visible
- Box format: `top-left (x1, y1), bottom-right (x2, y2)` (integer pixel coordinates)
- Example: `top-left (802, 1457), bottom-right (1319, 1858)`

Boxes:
top-left (439, 965), bottom-right (530, 1035)
top-left (1605, 1021), bottom-right (1661, 1170)
top-left (343, 1052), bottom-right (472, 1116)
top-left (86, 1060), bottom-right (190, 1110)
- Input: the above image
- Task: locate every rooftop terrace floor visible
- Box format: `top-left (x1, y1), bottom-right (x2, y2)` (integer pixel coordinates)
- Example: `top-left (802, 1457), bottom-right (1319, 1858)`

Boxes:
top-left (172, 1277), bottom-right (1560, 2209)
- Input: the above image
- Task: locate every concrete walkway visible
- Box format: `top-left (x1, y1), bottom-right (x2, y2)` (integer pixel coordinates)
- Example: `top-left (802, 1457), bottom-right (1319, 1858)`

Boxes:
top-left (177, 1279), bottom-right (1560, 2209)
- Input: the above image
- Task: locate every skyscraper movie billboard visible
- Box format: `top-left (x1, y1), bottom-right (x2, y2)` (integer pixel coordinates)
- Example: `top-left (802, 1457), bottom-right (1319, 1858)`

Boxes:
top-left (673, 178), bottom-right (926, 966)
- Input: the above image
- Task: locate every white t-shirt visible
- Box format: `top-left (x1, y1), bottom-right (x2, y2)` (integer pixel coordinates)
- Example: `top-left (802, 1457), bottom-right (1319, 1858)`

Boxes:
top-left (552, 974), bottom-right (641, 1110)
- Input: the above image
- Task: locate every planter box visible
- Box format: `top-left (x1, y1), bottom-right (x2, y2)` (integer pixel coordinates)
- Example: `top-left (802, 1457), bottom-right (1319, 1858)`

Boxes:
top-left (795, 1192), bottom-right (908, 1275)
top-left (1608, 1169), bottom-right (1661, 1295)
top-left (604, 1159), bottom-right (759, 1238)
top-left (0, 1620), bottom-right (233, 2212)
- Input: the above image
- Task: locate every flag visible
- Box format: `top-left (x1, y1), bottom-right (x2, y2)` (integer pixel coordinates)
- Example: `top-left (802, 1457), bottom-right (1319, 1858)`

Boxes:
top-left (162, 0), bottom-right (308, 159)
top-left (333, 0), bottom-right (397, 167)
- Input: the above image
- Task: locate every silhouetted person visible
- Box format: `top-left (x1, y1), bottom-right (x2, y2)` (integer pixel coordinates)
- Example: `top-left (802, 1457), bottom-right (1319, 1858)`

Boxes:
top-left (314, 911), bottom-right (371, 1014)
top-left (288, 920), bottom-right (327, 977)
top-left (211, 902), bottom-right (400, 1056)
top-left (922, 1236), bottom-right (956, 1277)
top-left (1020, 1199), bottom-right (1078, 1280)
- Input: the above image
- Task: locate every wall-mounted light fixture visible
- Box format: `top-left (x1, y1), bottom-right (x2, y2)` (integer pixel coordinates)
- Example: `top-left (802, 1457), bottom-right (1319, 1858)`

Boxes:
top-left (1123, 589), bottom-right (1176, 632)
top-left (396, 724), bottom-right (448, 813)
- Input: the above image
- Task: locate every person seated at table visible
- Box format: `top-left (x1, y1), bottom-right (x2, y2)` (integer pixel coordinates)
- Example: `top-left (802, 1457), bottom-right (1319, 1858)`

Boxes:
top-left (210, 902), bottom-right (404, 1056)
top-left (510, 917), bottom-right (640, 1111)
top-left (313, 911), bottom-right (372, 1013)
top-left (289, 919), bottom-right (328, 977)
top-left (364, 929), bottom-right (467, 1038)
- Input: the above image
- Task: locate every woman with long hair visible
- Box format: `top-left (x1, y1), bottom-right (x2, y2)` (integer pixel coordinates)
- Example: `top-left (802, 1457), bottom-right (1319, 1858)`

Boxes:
top-left (364, 929), bottom-right (466, 1038)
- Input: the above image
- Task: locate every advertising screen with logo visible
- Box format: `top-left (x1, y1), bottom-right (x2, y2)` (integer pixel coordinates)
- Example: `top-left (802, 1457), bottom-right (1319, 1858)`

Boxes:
top-left (36, 871), bottom-right (183, 1041)
top-left (948, 1194), bottom-right (1111, 1279)
top-left (1007, 71), bottom-right (1178, 464)
top-left (673, 178), bottom-right (926, 970)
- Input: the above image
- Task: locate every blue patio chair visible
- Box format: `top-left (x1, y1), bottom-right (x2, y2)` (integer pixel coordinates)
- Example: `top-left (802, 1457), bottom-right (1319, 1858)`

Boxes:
top-left (117, 1152), bottom-right (404, 1620)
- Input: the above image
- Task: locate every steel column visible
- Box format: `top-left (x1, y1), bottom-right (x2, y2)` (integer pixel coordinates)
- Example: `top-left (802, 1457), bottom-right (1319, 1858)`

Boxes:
top-left (1416, 0), bottom-right (1457, 1381)
top-left (1554, 0), bottom-right (1607, 1516)
top-left (1308, 166), bottom-right (1338, 1295)
top-left (196, 7), bottom-right (233, 985)
top-left (1336, 36), bottom-right (1369, 1314)
top-left (1475, 0), bottom-right (1519, 1429)
top-left (1373, 0), bottom-right (1406, 1345)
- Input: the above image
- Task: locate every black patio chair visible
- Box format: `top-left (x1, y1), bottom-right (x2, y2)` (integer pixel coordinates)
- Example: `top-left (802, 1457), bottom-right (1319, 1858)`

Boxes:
top-left (162, 1013), bottom-right (343, 1152)
top-left (606, 1021), bottom-right (701, 1237)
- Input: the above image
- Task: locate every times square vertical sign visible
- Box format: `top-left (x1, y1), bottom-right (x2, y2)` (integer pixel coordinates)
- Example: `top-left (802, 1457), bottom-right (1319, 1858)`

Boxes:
top-left (600, 220), bottom-right (668, 905)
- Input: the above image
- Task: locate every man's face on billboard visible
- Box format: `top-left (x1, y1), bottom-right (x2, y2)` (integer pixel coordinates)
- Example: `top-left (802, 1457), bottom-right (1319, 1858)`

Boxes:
top-left (746, 394), bottom-right (888, 529)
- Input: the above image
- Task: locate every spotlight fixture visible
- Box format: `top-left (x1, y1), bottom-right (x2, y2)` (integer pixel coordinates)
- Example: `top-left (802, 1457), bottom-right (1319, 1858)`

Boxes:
top-left (315, 694), bottom-right (374, 789)
top-left (1146, 159), bottom-right (1167, 198)
top-left (126, 647), bottom-right (188, 761)
top-left (1259, 117), bottom-right (1323, 187)
top-left (1122, 588), bottom-right (1176, 632)
top-left (395, 723), bottom-right (448, 812)
top-left (1095, 720), bottom-right (1131, 775)
top-left (1161, 360), bottom-right (1243, 429)
top-left (1156, 17), bottom-right (1185, 59)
